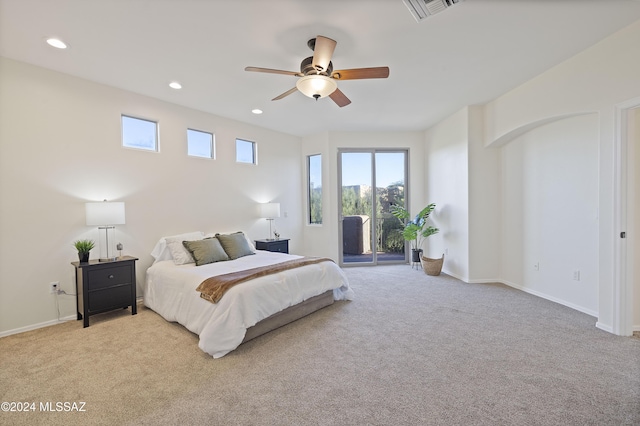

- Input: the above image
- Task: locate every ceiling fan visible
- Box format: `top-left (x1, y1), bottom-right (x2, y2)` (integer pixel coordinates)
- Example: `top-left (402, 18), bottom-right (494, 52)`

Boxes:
top-left (245, 35), bottom-right (390, 107)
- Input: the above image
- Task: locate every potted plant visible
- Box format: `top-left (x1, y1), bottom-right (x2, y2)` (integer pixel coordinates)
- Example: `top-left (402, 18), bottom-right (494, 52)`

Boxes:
top-left (390, 203), bottom-right (439, 264)
top-left (73, 239), bottom-right (95, 263)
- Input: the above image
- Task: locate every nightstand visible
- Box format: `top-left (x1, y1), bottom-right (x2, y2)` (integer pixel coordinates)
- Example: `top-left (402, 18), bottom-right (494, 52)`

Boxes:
top-left (255, 239), bottom-right (289, 254)
top-left (71, 256), bottom-right (138, 327)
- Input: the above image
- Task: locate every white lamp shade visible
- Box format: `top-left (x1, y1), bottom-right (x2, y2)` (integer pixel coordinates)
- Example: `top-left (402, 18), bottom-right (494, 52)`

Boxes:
top-left (86, 202), bottom-right (126, 226)
top-left (259, 202), bottom-right (280, 219)
top-left (296, 75), bottom-right (337, 99)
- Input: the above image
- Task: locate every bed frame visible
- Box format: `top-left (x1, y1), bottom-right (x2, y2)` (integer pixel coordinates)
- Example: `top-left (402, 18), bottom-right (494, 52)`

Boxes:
top-left (241, 290), bottom-right (334, 343)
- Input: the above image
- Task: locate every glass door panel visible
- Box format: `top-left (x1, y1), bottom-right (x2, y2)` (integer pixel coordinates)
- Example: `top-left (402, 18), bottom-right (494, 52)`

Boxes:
top-left (340, 152), bottom-right (374, 264)
top-left (339, 149), bottom-right (407, 265)
top-left (375, 152), bottom-right (406, 263)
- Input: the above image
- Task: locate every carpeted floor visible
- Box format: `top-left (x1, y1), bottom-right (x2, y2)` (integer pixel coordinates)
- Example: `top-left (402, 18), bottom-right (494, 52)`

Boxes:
top-left (1, 265), bottom-right (639, 425)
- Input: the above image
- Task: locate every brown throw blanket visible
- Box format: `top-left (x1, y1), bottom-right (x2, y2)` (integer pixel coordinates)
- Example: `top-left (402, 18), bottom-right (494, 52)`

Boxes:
top-left (196, 257), bottom-right (334, 303)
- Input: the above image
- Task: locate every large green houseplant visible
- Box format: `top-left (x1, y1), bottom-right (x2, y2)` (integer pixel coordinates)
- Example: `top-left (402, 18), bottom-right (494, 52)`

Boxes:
top-left (390, 203), bottom-right (439, 263)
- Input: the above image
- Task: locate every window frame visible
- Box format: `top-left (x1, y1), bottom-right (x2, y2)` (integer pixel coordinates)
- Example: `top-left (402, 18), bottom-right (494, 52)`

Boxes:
top-left (307, 154), bottom-right (322, 225)
top-left (121, 114), bottom-right (159, 152)
top-left (187, 128), bottom-right (215, 159)
top-left (235, 138), bottom-right (257, 165)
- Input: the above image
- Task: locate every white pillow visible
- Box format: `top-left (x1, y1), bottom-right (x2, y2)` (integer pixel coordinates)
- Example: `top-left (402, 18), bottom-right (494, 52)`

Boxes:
top-left (205, 231), bottom-right (256, 252)
top-left (150, 231), bottom-right (204, 263)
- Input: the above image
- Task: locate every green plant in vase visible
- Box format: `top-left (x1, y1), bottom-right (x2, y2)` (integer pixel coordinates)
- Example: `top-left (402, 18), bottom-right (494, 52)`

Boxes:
top-left (73, 239), bottom-right (95, 263)
top-left (390, 203), bottom-right (439, 262)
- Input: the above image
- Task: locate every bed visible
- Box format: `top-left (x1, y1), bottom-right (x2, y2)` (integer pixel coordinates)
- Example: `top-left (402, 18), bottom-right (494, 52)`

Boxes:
top-left (143, 231), bottom-right (354, 358)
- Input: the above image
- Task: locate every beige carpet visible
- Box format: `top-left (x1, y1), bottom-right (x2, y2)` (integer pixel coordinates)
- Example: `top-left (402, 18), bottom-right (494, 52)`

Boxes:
top-left (1, 265), bottom-right (639, 425)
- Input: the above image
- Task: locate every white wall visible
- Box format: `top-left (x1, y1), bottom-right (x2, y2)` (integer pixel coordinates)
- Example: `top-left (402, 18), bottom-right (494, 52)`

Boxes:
top-left (500, 114), bottom-right (599, 315)
top-left (424, 106), bottom-right (501, 283)
top-left (424, 108), bottom-right (470, 281)
top-left (467, 106), bottom-right (501, 282)
top-left (423, 20), bottom-right (639, 327)
top-left (483, 19), bottom-right (640, 332)
top-left (300, 131), bottom-right (331, 258)
top-left (0, 57), bottom-right (303, 335)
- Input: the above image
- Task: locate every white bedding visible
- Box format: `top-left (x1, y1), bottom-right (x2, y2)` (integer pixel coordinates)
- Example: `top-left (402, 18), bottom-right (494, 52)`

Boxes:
top-left (144, 251), bottom-right (354, 358)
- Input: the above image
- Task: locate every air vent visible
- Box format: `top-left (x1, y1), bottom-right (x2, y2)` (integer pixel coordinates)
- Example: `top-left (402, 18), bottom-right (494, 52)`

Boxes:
top-left (402, 0), bottom-right (463, 22)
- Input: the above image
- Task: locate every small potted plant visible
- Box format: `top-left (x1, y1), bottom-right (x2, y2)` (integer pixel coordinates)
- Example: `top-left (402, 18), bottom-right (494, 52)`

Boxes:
top-left (390, 203), bottom-right (439, 265)
top-left (73, 239), bottom-right (95, 263)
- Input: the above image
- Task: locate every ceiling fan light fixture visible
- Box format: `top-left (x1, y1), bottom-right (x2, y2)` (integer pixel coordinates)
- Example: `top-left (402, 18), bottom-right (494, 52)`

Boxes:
top-left (296, 75), bottom-right (337, 100)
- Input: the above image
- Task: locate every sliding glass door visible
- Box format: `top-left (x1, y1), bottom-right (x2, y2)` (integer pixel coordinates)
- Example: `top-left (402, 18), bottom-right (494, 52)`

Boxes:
top-left (338, 149), bottom-right (407, 265)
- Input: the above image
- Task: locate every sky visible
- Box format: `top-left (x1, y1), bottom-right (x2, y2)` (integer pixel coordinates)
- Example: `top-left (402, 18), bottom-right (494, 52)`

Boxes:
top-left (341, 151), bottom-right (405, 188)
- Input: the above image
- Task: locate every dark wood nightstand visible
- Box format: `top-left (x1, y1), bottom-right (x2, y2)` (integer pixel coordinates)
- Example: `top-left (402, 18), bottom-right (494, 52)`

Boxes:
top-left (255, 239), bottom-right (289, 254)
top-left (71, 256), bottom-right (138, 327)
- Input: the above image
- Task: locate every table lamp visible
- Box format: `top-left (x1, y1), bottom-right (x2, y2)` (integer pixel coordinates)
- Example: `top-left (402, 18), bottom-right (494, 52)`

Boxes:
top-left (85, 200), bottom-right (125, 261)
top-left (259, 202), bottom-right (280, 240)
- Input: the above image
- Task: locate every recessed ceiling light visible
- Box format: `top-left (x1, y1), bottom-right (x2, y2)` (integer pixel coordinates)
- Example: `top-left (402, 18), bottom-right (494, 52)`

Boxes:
top-left (252, 109), bottom-right (263, 115)
top-left (169, 81), bottom-right (182, 89)
top-left (46, 38), bottom-right (67, 49)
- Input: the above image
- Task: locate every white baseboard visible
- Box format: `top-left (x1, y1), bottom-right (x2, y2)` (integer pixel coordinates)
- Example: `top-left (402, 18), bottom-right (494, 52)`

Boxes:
top-left (497, 279), bottom-right (599, 318)
top-left (0, 296), bottom-right (144, 338)
top-left (442, 270), bottom-right (499, 285)
top-left (466, 278), bottom-right (501, 284)
top-left (444, 273), bottom-right (599, 319)
top-left (447, 276), bottom-right (631, 334)
top-left (0, 315), bottom-right (76, 338)
top-left (441, 269), bottom-right (468, 282)
top-left (596, 321), bottom-right (614, 333)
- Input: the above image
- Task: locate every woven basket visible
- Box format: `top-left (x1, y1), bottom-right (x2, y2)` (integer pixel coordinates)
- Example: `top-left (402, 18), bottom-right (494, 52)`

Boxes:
top-left (421, 254), bottom-right (444, 276)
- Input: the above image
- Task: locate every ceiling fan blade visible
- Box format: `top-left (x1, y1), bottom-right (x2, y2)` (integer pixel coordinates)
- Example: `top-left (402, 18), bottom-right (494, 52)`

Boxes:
top-left (331, 67), bottom-right (390, 80)
top-left (245, 66), bottom-right (301, 77)
top-left (272, 87), bottom-right (298, 101)
top-left (311, 36), bottom-right (337, 73)
top-left (329, 88), bottom-right (351, 108)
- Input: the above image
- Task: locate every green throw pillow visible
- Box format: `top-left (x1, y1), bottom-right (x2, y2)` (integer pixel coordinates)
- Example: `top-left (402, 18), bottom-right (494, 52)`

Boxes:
top-left (182, 237), bottom-right (229, 266)
top-left (216, 232), bottom-right (255, 260)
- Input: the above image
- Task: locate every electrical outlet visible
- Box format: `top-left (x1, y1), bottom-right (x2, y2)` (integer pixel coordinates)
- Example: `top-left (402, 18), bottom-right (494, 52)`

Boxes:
top-left (49, 281), bottom-right (60, 294)
top-left (533, 262), bottom-right (539, 271)
top-left (573, 270), bottom-right (581, 281)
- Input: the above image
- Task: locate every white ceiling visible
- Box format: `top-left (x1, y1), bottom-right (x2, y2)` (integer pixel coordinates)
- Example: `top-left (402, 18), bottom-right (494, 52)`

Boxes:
top-left (2, 0), bottom-right (640, 137)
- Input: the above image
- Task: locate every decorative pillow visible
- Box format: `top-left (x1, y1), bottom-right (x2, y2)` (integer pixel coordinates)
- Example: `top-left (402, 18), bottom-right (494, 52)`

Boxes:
top-left (205, 231), bottom-right (256, 252)
top-left (166, 233), bottom-right (205, 265)
top-left (150, 231), bottom-right (204, 263)
top-left (182, 237), bottom-right (229, 266)
top-left (216, 231), bottom-right (255, 260)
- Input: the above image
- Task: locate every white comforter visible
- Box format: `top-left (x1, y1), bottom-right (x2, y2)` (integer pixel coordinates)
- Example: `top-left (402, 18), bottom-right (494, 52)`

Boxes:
top-left (144, 251), bottom-right (354, 358)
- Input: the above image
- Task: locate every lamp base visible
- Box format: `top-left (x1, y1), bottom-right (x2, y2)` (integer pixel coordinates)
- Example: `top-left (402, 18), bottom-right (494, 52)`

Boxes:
top-left (97, 226), bottom-right (118, 263)
top-left (267, 218), bottom-right (275, 240)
